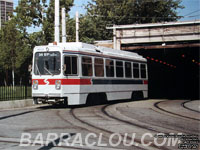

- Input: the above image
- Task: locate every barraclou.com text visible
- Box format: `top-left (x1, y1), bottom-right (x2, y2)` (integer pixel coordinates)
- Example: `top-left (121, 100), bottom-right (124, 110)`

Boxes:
top-left (18, 132), bottom-right (191, 148)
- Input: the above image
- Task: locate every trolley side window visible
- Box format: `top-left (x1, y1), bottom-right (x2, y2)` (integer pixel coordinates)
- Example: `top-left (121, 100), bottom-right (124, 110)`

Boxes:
top-left (133, 63), bottom-right (139, 78)
top-left (64, 56), bottom-right (77, 75)
top-left (116, 61), bottom-right (124, 77)
top-left (140, 64), bottom-right (147, 79)
top-left (95, 58), bottom-right (104, 77)
top-left (82, 57), bottom-right (93, 76)
top-left (106, 59), bottom-right (114, 77)
top-left (125, 62), bottom-right (132, 78)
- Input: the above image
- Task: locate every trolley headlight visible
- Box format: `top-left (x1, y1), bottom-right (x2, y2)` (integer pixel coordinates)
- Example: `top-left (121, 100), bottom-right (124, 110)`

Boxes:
top-left (55, 80), bottom-right (61, 90)
top-left (33, 80), bottom-right (38, 90)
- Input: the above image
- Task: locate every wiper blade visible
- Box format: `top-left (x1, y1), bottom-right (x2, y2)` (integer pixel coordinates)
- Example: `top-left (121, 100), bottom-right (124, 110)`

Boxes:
top-left (36, 63), bottom-right (41, 76)
top-left (44, 66), bottom-right (53, 76)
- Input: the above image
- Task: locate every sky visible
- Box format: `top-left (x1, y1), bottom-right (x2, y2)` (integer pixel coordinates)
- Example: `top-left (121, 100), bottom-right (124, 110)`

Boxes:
top-left (13, 0), bottom-right (200, 33)
top-left (68, 0), bottom-right (91, 17)
top-left (178, 0), bottom-right (200, 21)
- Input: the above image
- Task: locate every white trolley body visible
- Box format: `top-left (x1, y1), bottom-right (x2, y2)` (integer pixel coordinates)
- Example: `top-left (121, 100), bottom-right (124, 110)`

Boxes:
top-left (32, 42), bottom-right (148, 105)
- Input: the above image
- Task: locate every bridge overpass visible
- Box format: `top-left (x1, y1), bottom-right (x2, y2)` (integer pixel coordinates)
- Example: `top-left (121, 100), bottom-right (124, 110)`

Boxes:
top-left (106, 20), bottom-right (200, 50)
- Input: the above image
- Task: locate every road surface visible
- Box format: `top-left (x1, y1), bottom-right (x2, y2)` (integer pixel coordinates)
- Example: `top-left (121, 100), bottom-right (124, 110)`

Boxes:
top-left (0, 99), bottom-right (199, 150)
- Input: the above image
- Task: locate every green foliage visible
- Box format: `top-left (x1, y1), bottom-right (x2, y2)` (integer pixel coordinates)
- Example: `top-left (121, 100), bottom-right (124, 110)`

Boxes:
top-left (87, 0), bottom-right (184, 24)
top-left (15, 0), bottom-right (74, 43)
top-left (79, 15), bottom-right (98, 43)
top-left (14, 0), bottom-right (47, 31)
top-left (66, 18), bottom-right (76, 42)
top-left (0, 19), bottom-right (32, 85)
top-left (0, 19), bottom-right (30, 70)
top-left (85, 0), bottom-right (184, 40)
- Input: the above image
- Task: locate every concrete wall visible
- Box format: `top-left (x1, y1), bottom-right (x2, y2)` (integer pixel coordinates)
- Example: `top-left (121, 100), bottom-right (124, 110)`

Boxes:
top-left (111, 21), bottom-right (200, 50)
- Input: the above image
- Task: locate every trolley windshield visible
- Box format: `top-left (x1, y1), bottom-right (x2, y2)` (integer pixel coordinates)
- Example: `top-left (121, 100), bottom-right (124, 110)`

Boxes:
top-left (34, 52), bottom-right (61, 75)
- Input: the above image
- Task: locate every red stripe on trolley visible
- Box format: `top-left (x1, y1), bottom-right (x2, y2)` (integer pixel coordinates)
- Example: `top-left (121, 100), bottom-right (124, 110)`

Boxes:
top-left (32, 79), bottom-right (92, 85)
top-left (61, 79), bottom-right (91, 85)
top-left (143, 80), bottom-right (148, 84)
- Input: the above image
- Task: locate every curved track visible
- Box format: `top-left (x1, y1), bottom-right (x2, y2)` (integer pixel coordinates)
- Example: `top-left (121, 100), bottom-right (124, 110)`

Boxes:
top-left (69, 99), bottom-right (199, 150)
top-left (182, 100), bottom-right (200, 113)
top-left (0, 99), bottom-right (199, 150)
top-left (154, 100), bottom-right (200, 121)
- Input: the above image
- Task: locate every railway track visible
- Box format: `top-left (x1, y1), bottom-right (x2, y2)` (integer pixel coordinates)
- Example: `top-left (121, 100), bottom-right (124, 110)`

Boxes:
top-left (154, 100), bottom-right (200, 121)
top-left (68, 100), bottom-right (199, 150)
top-left (182, 100), bottom-right (200, 113)
top-left (70, 105), bottom-right (149, 150)
top-left (0, 99), bottom-right (199, 150)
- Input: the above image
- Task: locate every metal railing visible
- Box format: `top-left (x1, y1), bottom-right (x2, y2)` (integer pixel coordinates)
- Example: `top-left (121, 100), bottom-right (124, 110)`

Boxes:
top-left (0, 85), bottom-right (32, 101)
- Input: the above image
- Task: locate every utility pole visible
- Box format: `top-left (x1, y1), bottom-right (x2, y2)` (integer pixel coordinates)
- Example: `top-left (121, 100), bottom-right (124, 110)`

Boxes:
top-left (62, 8), bottom-right (66, 43)
top-left (106, 25), bottom-right (118, 50)
top-left (113, 25), bottom-right (117, 49)
top-left (54, 0), bottom-right (60, 43)
top-left (76, 11), bottom-right (79, 42)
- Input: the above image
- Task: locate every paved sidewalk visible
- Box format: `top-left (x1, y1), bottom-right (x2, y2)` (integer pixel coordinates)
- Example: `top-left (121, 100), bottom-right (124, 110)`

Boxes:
top-left (0, 99), bottom-right (34, 110)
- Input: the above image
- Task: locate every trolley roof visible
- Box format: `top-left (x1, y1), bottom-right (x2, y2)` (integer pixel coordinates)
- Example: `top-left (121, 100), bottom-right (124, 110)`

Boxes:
top-left (34, 42), bottom-right (146, 62)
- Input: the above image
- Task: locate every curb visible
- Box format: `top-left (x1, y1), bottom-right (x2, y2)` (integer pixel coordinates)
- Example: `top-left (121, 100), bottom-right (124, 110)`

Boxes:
top-left (0, 99), bottom-right (34, 110)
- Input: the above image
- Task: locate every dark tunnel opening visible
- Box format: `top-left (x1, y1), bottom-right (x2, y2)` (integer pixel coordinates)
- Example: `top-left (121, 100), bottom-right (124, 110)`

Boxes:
top-left (133, 46), bottom-right (199, 100)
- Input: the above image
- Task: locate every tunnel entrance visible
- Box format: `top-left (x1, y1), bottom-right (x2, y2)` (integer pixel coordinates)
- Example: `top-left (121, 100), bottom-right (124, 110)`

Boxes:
top-left (133, 46), bottom-right (199, 100)
top-left (109, 20), bottom-right (200, 100)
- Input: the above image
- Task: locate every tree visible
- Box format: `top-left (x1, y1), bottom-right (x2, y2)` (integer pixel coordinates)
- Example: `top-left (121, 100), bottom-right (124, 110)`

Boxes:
top-left (15, 0), bottom-right (74, 44)
top-left (15, 0), bottom-right (46, 29)
top-left (85, 0), bottom-right (184, 40)
top-left (66, 18), bottom-right (76, 42)
top-left (66, 14), bottom-right (104, 44)
top-left (0, 19), bottom-right (32, 85)
top-left (79, 15), bottom-right (98, 43)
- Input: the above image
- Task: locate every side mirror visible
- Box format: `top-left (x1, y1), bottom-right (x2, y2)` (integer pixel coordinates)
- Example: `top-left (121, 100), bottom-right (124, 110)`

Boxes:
top-left (63, 64), bottom-right (66, 72)
top-left (28, 64), bottom-right (32, 72)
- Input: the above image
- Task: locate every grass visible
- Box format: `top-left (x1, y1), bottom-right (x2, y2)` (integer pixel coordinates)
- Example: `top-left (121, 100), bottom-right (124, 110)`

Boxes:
top-left (0, 86), bottom-right (32, 101)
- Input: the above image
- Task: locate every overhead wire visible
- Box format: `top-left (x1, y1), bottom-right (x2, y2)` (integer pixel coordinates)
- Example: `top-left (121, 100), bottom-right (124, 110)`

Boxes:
top-left (183, 9), bottom-right (200, 17)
